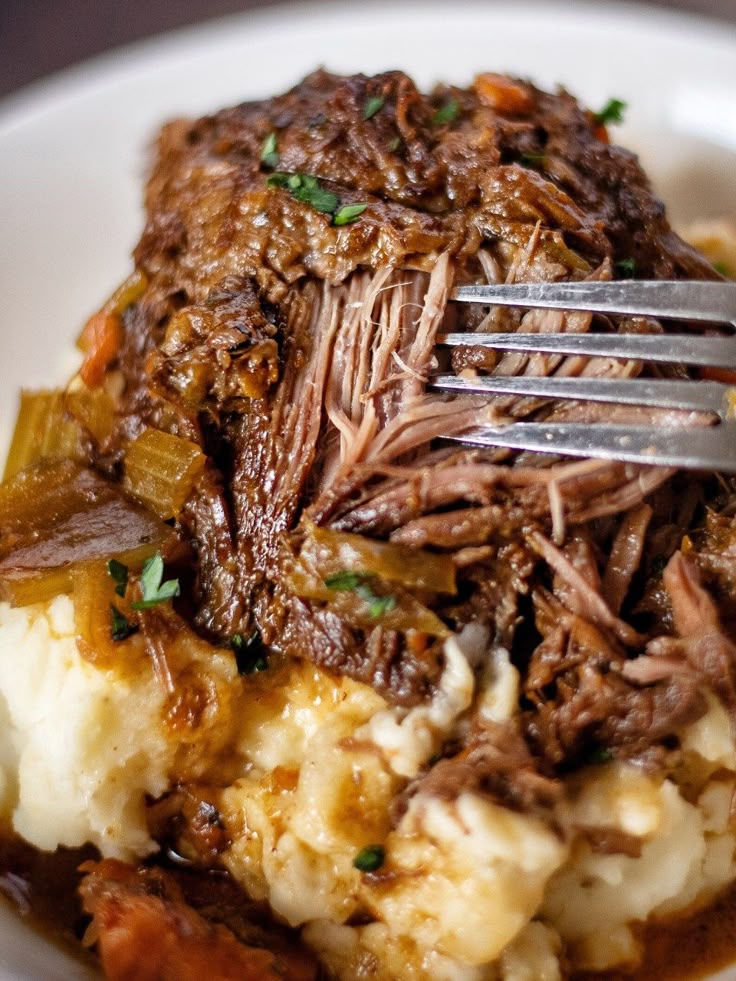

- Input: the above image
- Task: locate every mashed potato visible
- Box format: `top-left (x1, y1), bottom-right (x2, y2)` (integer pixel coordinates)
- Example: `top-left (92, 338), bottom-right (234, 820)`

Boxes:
top-left (3, 590), bottom-right (736, 979)
top-left (0, 596), bottom-right (172, 859)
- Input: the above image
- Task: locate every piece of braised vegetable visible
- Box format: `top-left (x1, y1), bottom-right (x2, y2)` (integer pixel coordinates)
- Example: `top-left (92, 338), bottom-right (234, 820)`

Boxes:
top-left (3, 389), bottom-right (84, 480)
top-left (0, 460), bottom-right (183, 606)
top-left (297, 521), bottom-right (457, 593)
top-left (123, 428), bottom-right (206, 520)
top-left (287, 522), bottom-right (455, 636)
top-left (66, 384), bottom-right (117, 446)
top-left (76, 269), bottom-right (148, 388)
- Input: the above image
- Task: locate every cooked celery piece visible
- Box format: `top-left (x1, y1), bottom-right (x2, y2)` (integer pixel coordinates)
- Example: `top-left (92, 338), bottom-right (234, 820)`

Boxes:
top-left (123, 428), bottom-right (206, 520)
top-left (0, 461), bottom-right (180, 607)
top-left (66, 385), bottom-right (116, 445)
top-left (3, 389), bottom-right (83, 480)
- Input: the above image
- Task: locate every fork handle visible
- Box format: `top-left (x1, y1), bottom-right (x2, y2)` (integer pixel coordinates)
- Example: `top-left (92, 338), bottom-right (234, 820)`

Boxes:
top-left (452, 281), bottom-right (736, 328)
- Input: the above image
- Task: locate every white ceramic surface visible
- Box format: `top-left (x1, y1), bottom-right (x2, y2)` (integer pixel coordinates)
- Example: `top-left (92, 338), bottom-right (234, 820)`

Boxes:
top-left (1, 1), bottom-right (735, 977)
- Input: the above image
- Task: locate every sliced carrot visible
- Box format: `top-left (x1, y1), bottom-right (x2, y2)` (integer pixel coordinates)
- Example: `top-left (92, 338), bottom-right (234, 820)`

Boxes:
top-left (78, 310), bottom-right (123, 387)
top-left (473, 73), bottom-right (533, 114)
top-left (700, 367), bottom-right (736, 385)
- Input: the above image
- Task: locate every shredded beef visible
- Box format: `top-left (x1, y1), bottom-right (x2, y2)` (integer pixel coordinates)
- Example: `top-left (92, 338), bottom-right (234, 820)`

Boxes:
top-left (83, 69), bottom-right (728, 759)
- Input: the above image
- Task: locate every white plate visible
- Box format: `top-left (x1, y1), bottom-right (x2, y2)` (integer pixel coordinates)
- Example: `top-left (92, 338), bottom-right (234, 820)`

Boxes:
top-left (1, 1), bottom-right (736, 977)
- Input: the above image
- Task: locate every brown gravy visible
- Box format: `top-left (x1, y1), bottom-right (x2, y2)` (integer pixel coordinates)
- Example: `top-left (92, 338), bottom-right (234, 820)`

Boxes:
top-left (0, 827), bottom-right (98, 966)
top-left (579, 884), bottom-right (736, 980)
top-left (4, 824), bottom-right (736, 979)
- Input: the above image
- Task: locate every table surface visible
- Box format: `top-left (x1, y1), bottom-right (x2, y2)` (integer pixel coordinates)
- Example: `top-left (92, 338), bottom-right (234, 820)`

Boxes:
top-left (1, 0), bottom-right (735, 101)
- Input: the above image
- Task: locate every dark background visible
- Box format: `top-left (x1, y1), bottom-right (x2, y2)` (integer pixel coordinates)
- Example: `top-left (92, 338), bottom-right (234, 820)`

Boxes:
top-left (1, 0), bottom-right (736, 100)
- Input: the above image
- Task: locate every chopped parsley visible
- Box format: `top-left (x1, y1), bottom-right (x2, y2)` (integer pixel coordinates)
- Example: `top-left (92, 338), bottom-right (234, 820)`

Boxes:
top-left (110, 605), bottom-right (138, 642)
top-left (107, 558), bottom-right (129, 597)
top-left (519, 152), bottom-right (546, 168)
top-left (588, 747), bottom-right (614, 765)
top-left (268, 172), bottom-right (339, 214)
top-left (353, 844), bottom-right (385, 872)
top-left (432, 99), bottom-right (460, 126)
top-left (324, 571), bottom-right (365, 591)
top-left (593, 98), bottom-right (627, 126)
top-left (130, 552), bottom-right (180, 610)
top-left (334, 203), bottom-right (369, 226)
top-left (388, 136), bottom-right (402, 152)
top-left (260, 131), bottom-right (279, 169)
top-left (714, 260), bottom-right (730, 277)
top-left (324, 571), bottom-right (397, 619)
top-left (363, 95), bottom-right (385, 120)
top-left (616, 257), bottom-right (637, 278)
top-left (231, 631), bottom-right (269, 674)
top-left (268, 172), bottom-right (369, 226)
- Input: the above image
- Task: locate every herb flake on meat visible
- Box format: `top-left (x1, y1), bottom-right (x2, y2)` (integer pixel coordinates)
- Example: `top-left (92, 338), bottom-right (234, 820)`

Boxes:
top-left (616, 257), bottom-right (637, 278)
top-left (107, 558), bottom-right (129, 597)
top-left (260, 131), bottom-right (279, 169)
top-left (593, 97), bottom-right (627, 125)
top-left (231, 631), bottom-right (269, 674)
top-left (363, 95), bottom-right (385, 120)
top-left (432, 98), bottom-right (459, 126)
top-left (110, 605), bottom-right (138, 642)
top-left (130, 552), bottom-right (181, 610)
top-left (325, 571), bottom-right (397, 619)
top-left (333, 203), bottom-right (368, 226)
top-left (268, 172), bottom-right (339, 215)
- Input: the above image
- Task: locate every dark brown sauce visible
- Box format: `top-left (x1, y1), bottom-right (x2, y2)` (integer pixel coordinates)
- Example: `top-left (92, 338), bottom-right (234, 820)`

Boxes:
top-left (578, 884), bottom-right (736, 980)
top-left (4, 822), bottom-right (736, 979)
top-left (0, 825), bottom-right (99, 967)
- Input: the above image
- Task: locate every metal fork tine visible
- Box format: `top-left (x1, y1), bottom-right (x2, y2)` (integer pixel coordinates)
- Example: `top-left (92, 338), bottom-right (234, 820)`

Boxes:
top-left (436, 332), bottom-right (736, 369)
top-left (451, 281), bottom-right (736, 327)
top-left (449, 423), bottom-right (736, 473)
top-left (430, 375), bottom-right (730, 416)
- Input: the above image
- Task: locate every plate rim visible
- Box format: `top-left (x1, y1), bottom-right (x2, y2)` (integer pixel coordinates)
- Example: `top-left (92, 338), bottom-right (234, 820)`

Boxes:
top-left (2, 0), bottom-right (736, 137)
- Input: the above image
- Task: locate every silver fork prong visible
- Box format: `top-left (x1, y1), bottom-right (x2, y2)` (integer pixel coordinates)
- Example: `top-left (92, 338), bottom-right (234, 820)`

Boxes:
top-left (436, 332), bottom-right (736, 369)
top-left (431, 375), bottom-right (731, 417)
top-left (449, 422), bottom-right (736, 472)
top-left (451, 281), bottom-right (736, 327)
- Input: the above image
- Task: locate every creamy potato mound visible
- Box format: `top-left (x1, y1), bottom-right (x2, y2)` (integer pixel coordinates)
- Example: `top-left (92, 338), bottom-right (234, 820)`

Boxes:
top-left (1, 595), bottom-right (735, 978)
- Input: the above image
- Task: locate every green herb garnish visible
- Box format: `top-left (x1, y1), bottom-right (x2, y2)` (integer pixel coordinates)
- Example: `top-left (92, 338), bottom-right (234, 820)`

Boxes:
top-left (260, 131), bottom-right (279, 169)
top-left (324, 571), bottom-right (397, 619)
top-left (588, 747), bottom-right (614, 765)
top-left (432, 99), bottom-right (460, 126)
top-left (324, 571), bottom-right (365, 591)
top-left (231, 631), bottom-right (269, 674)
top-left (110, 605), bottom-right (138, 642)
top-left (616, 257), bottom-right (637, 278)
top-left (363, 95), bottom-right (385, 120)
top-left (714, 261), bottom-right (730, 277)
top-left (268, 172), bottom-right (369, 226)
top-left (593, 98), bottom-right (627, 126)
top-left (268, 172), bottom-right (339, 214)
top-left (353, 844), bottom-right (385, 872)
top-left (334, 203), bottom-right (369, 226)
top-left (388, 136), bottom-right (402, 153)
top-left (130, 552), bottom-right (180, 610)
top-left (519, 152), bottom-right (546, 168)
top-left (107, 558), bottom-right (129, 597)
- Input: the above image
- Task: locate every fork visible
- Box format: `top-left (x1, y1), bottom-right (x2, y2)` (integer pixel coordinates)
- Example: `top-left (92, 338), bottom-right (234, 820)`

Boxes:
top-left (432, 280), bottom-right (736, 472)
